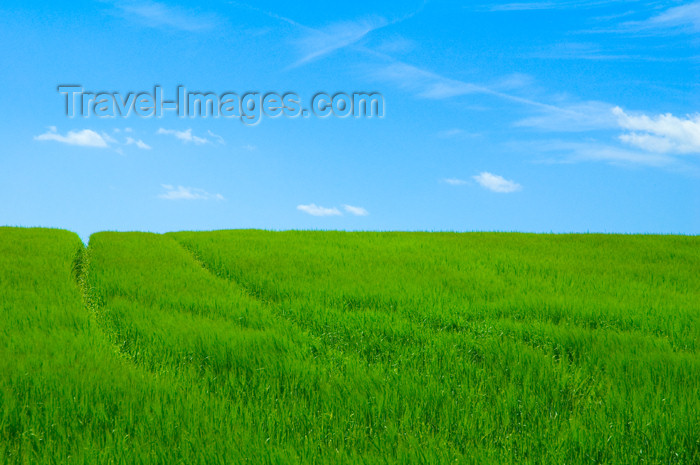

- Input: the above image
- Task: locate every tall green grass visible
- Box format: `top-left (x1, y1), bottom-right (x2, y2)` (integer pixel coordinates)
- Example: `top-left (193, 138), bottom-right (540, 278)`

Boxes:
top-left (0, 227), bottom-right (187, 463)
top-left (1, 227), bottom-right (698, 463)
top-left (171, 230), bottom-right (700, 463)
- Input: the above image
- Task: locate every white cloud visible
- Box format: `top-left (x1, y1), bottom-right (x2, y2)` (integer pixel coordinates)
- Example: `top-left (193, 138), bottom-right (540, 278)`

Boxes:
top-left (158, 184), bottom-right (224, 201)
top-left (125, 137), bottom-right (151, 150)
top-left (36, 127), bottom-right (155, 151)
top-left (34, 127), bottom-right (109, 148)
top-left (514, 106), bottom-right (700, 168)
top-left (157, 128), bottom-right (209, 145)
top-left (242, 144), bottom-right (257, 151)
top-left (618, 133), bottom-right (677, 154)
top-left (443, 178), bottom-right (468, 185)
top-left (297, 204), bottom-right (342, 216)
top-left (343, 205), bottom-right (369, 216)
top-left (112, 1), bottom-right (218, 32)
top-left (613, 107), bottom-right (700, 154)
top-left (473, 172), bottom-right (522, 193)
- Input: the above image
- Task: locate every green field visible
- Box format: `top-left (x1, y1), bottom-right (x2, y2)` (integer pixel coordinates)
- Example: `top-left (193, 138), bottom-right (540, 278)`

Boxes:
top-left (1, 227), bottom-right (698, 464)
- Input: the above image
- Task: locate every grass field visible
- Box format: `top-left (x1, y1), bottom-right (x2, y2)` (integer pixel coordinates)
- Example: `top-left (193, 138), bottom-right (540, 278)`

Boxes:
top-left (1, 227), bottom-right (698, 464)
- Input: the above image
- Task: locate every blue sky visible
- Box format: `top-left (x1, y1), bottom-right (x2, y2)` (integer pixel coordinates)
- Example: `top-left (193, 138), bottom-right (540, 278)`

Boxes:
top-left (1, 0), bottom-right (699, 240)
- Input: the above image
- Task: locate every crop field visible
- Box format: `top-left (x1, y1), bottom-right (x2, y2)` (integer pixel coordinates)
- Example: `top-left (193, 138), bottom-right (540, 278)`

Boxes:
top-left (1, 227), bottom-right (699, 464)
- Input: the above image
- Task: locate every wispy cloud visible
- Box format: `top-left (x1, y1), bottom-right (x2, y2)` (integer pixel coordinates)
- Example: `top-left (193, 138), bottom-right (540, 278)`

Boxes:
top-left (240, 3), bottom-right (421, 68)
top-left (438, 129), bottom-right (466, 138)
top-left (374, 62), bottom-right (483, 99)
top-left (529, 42), bottom-right (638, 61)
top-left (125, 136), bottom-right (151, 150)
top-left (374, 35), bottom-right (417, 54)
top-left (442, 178), bottom-right (469, 185)
top-left (524, 140), bottom-right (677, 167)
top-left (485, 2), bottom-right (563, 11)
top-left (614, 107), bottom-right (700, 154)
top-left (158, 184), bottom-right (224, 201)
top-left (343, 204), bottom-right (369, 216)
top-left (515, 100), bottom-right (619, 132)
top-left (567, 144), bottom-right (676, 166)
top-left (207, 130), bottom-right (225, 145)
top-left (253, 4), bottom-right (568, 118)
top-left (622, 2), bottom-right (700, 34)
top-left (373, 61), bottom-right (565, 113)
top-left (437, 128), bottom-right (481, 139)
top-left (157, 128), bottom-right (211, 145)
top-left (473, 172), bottom-right (522, 193)
top-left (297, 203), bottom-right (342, 216)
top-left (529, 42), bottom-right (696, 63)
top-left (34, 127), bottom-right (109, 148)
top-left (482, 1), bottom-right (618, 12)
top-left (293, 17), bottom-right (388, 67)
top-left (110, 1), bottom-right (218, 32)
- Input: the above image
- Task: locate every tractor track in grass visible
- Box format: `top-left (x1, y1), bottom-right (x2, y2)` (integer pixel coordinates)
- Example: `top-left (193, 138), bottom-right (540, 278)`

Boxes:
top-left (172, 237), bottom-right (473, 364)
